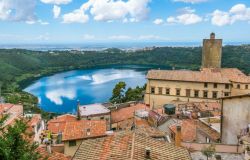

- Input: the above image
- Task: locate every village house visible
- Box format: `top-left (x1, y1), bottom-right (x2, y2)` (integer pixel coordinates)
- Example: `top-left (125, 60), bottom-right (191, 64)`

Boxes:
top-left (73, 129), bottom-right (191, 160)
top-left (62, 120), bottom-right (107, 157)
top-left (144, 33), bottom-right (250, 109)
top-left (77, 103), bottom-right (111, 130)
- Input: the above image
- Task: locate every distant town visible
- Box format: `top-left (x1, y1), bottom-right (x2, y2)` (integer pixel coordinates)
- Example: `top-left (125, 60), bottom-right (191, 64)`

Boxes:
top-left (0, 33), bottom-right (250, 160)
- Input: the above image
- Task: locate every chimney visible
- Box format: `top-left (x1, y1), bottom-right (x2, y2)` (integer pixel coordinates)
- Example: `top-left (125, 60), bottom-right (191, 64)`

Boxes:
top-left (175, 125), bottom-right (182, 147)
top-left (145, 147), bottom-right (151, 159)
top-left (77, 100), bottom-right (81, 120)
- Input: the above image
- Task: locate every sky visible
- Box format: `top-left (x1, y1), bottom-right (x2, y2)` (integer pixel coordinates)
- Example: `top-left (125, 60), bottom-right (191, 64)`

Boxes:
top-left (0, 0), bottom-right (250, 44)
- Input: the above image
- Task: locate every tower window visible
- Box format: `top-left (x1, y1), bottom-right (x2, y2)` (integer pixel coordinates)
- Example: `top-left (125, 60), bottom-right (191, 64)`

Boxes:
top-left (151, 87), bottom-right (155, 94)
top-left (213, 83), bottom-right (217, 88)
top-left (194, 90), bottom-right (199, 98)
top-left (246, 85), bottom-right (249, 89)
top-left (203, 91), bottom-right (208, 98)
top-left (176, 89), bottom-right (181, 96)
top-left (224, 92), bottom-right (230, 97)
top-left (186, 89), bottom-right (191, 97)
top-left (225, 84), bottom-right (230, 89)
top-left (204, 83), bottom-right (208, 88)
top-left (237, 84), bottom-right (240, 89)
top-left (212, 91), bottom-right (218, 98)
top-left (158, 87), bottom-right (162, 94)
top-left (166, 88), bottom-right (170, 95)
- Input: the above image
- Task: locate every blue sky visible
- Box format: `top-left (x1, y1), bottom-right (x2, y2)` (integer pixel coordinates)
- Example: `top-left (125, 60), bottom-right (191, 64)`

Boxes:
top-left (0, 0), bottom-right (250, 44)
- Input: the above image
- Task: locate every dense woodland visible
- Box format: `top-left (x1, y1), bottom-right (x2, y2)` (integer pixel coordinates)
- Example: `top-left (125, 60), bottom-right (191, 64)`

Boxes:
top-left (0, 45), bottom-right (250, 116)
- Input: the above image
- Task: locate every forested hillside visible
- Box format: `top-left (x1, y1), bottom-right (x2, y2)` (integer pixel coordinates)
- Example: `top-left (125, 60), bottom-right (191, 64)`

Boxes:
top-left (0, 45), bottom-right (249, 115)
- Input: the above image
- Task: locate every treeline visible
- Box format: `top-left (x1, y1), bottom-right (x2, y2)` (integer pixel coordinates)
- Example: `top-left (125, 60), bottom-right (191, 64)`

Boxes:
top-left (0, 45), bottom-right (249, 114)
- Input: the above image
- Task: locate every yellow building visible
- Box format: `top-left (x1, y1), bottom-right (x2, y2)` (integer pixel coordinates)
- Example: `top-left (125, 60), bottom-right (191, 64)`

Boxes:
top-left (144, 33), bottom-right (250, 109)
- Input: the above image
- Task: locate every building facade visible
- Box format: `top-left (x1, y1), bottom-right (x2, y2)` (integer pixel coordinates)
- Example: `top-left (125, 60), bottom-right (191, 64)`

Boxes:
top-left (221, 94), bottom-right (250, 145)
top-left (144, 34), bottom-right (250, 109)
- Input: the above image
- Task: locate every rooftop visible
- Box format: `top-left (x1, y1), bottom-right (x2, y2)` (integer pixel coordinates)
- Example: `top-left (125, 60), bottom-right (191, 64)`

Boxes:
top-left (73, 130), bottom-right (191, 160)
top-left (111, 103), bottom-right (149, 123)
top-left (169, 119), bottom-right (197, 142)
top-left (147, 68), bottom-right (250, 84)
top-left (62, 120), bottom-right (107, 141)
top-left (36, 146), bottom-right (71, 160)
top-left (0, 103), bottom-right (23, 127)
top-left (47, 114), bottom-right (77, 134)
top-left (79, 103), bottom-right (110, 117)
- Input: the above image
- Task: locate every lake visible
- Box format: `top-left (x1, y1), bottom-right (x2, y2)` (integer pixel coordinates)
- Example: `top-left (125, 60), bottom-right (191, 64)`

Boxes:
top-left (24, 65), bottom-right (150, 114)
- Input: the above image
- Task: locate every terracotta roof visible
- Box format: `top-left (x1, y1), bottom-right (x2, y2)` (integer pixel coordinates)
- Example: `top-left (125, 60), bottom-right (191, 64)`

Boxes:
top-left (36, 146), bottom-right (71, 160)
top-left (0, 103), bottom-right (23, 127)
top-left (111, 103), bottom-right (149, 124)
top-left (73, 130), bottom-right (191, 160)
top-left (28, 114), bottom-right (42, 127)
top-left (47, 114), bottom-right (77, 134)
top-left (62, 120), bottom-right (107, 141)
top-left (197, 120), bottom-right (220, 141)
top-left (147, 68), bottom-right (250, 84)
top-left (221, 93), bottom-right (250, 100)
top-left (169, 119), bottom-right (197, 142)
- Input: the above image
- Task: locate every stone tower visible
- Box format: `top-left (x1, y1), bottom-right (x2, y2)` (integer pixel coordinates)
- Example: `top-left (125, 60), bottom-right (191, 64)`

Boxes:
top-left (202, 33), bottom-right (222, 68)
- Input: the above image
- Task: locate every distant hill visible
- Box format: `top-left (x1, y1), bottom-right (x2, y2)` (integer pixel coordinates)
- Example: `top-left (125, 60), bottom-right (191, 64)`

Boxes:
top-left (0, 45), bottom-right (250, 90)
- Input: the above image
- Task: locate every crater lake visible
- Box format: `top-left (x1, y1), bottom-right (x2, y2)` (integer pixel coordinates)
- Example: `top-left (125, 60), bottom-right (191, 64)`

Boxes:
top-left (24, 65), bottom-right (152, 114)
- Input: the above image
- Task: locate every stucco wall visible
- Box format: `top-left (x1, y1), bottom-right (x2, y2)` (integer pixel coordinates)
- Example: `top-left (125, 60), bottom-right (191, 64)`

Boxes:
top-left (222, 96), bottom-right (250, 144)
top-left (64, 140), bottom-right (82, 157)
top-left (144, 80), bottom-right (225, 108)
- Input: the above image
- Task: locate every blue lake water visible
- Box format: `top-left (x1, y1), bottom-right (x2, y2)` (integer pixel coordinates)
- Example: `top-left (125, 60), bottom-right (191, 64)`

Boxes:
top-left (24, 65), bottom-right (149, 114)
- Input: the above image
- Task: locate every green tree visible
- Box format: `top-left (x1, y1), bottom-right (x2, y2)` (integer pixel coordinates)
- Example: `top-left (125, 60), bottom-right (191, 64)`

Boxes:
top-left (124, 85), bottom-right (145, 102)
top-left (0, 115), bottom-right (40, 160)
top-left (201, 144), bottom-right (216, 160)
top-left (110, 81), bottom-right (126, 103)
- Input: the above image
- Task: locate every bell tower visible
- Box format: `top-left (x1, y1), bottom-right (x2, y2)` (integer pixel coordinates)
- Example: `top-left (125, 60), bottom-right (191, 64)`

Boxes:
top-left (202, 33), bottom-right (222, 68)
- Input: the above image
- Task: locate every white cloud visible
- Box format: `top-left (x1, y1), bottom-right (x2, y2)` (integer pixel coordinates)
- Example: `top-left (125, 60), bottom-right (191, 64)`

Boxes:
top-left (26, 19), bottom-right (49, 25)
top-left (62, 0), bottom-right (150, 23)
top-left (138, 35), bottom-right (168, 41)
top-left (40, 0), bottom-right (72, 5)
top-left (0, 0), bottom-right (36, 22)
top-left (211, 4), bottom-right (250, 26)
top-left (108, 35), bottom-right (132, 40)
top-left (167, 7), bottom-right (202, 25)
top-left (53, 5), bottom-right (61, 18)
top-left (153, 18), bottom-right (164, 25)
top-left (83, 34), bottom-right (95, 40)
top-left (63, 8), bottom-right (89, 23)
top-left (173, 0), bottom-right (208, 4)
top-left (36, 33), bottom-right (50, 41)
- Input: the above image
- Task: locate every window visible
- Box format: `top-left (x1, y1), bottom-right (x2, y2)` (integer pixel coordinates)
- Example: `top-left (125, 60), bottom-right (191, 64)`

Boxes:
top-left (100, 117), bottom-right (104, 120)
top-left (212, 91), bottom-right (218, 98)
top-left (194, 90), bottom-right (199, 97)
top-left (158, 87), bottom-right (162, 94)
top-left (237, 84), bottom-right (240, 89)
top-left (151, 87), bottom-right (155, 94)
top-left (224, 92), bottom-right (230, 97)
top-left (165, 88), bottom-right (170, 95)
top-left (69, 140), bottom-right (76, 147)
top-left (246, 85), bottom-right (249, 89)
top-left (214, 83), bottom-right (217, 88)
top-left (176, 89), bottom-right (181, 96)
top-left (225, 84), bottom-right (230, 89)
top-left (186, 89), bottom-right (191, 97)
top-left (203, 91), bottom-right (208, 98)
top-left (204, 83), bottom-right (208, 88)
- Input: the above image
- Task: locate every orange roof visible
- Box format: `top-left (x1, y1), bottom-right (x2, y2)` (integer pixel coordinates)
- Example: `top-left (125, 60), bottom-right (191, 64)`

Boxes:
top-left (62, 120), bottom-right (107, 141)
top-left (169, 119), bottom-right (197, 142)
top-left (147, 68), bottom-right (250, 84)
top-left (111, 103), bottom-right (149, 123)
top-left (36, 147), bottom-right (71, 160)
top-left (28, 114), bottom-right (42, 127)
top-left (73, 130), bottom-right (191, 160)
top-left (47, 114), bottom-right (77, 134)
